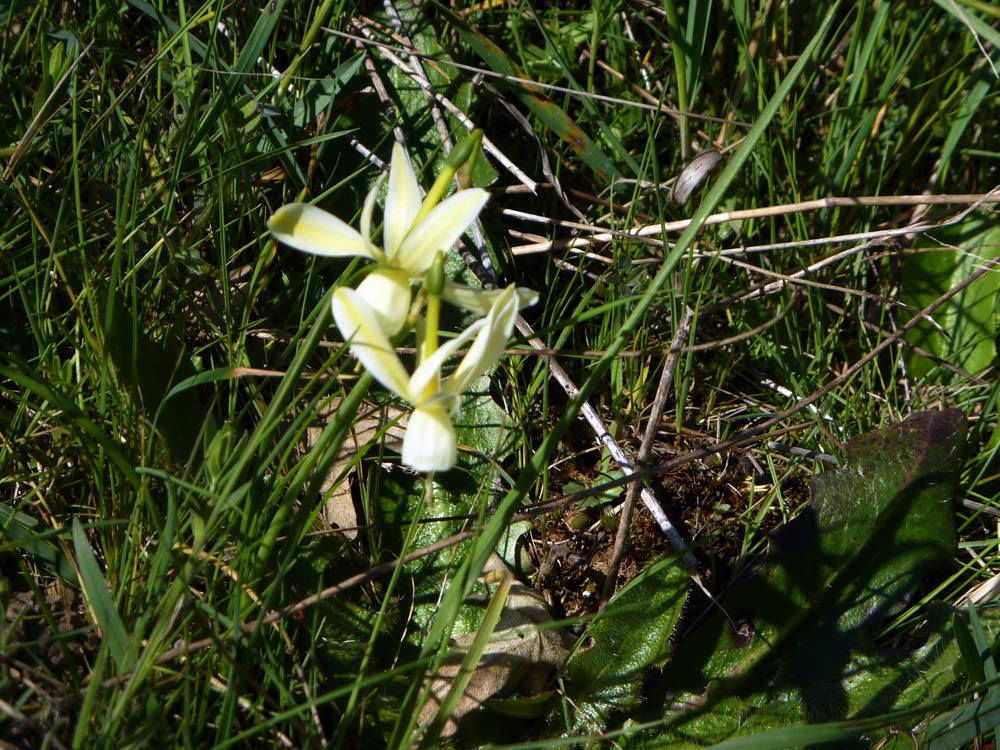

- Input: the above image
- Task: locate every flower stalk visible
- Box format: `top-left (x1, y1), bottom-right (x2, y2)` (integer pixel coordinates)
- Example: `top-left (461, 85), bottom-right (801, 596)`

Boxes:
top-left (421, 251), bottom-right (446, 370)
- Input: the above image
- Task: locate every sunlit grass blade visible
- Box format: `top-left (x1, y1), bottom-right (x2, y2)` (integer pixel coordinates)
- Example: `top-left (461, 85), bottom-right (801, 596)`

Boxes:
top-left (72, 518), bottom-right (135, 673)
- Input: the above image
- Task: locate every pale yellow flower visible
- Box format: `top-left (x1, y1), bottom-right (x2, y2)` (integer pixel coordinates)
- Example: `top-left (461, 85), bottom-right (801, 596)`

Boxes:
top-left (268, 143), bottom-right (489, 335)
top-left (332, 284), bottom-right (521, 472)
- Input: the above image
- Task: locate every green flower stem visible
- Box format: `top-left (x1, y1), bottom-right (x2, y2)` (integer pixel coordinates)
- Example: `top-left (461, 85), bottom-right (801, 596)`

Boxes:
top-left (412, 130), bottom-right (484, 225)
top-left (333, 470), bottom-right (433, 747)
top-left (278, 0), bottom-right (338, 91)
top-left (420, 252), bottom-right (446, 376)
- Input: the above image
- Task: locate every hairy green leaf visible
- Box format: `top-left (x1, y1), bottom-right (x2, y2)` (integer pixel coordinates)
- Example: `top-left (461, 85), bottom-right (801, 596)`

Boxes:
top-left (566, 555), bottom-right (689, 732)
top-left (639, 410), bottom-right (968, 747)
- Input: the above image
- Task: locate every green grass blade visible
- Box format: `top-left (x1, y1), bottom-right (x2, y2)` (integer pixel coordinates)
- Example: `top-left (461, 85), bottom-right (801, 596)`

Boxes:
top-left (72, 517), bottom-right (135, 672)
top-left (441, 4), bottom-right (623, 181)
top-left (0, 364), bottom-right (141, 490)
top-left (934, 0), bottom-right (1000, 48)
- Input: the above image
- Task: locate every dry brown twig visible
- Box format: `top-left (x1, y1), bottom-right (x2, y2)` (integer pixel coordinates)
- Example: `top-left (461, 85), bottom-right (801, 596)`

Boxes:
top-left (600, 308), bottom-right (695, 608)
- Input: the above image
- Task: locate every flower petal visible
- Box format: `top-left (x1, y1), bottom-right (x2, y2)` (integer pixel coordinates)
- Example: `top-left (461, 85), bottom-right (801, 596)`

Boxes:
top-left (268, 203), bottom-right (377, 259)
top-left (396, 188), bottom-right (489, 274)
top-left (442, 283), bottom-right (539, 315)
top-left (356, 268), bottom-right (412, 336)
top-left (446, 285), bottom-right (519, 396)
top-left (360, 173), bottom-right (385, 244)
top-left (384, 143), bottom-right (422, 261)
top-left (331, 287), bottom-right (411, 400)
top-left (402, 406), bottom-right (457, 472)
top-left (408, 319), bottom-right (485, 404)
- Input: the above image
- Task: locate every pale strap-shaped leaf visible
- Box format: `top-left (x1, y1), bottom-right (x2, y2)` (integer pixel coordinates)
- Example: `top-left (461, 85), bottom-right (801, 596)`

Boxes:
top-left (408, 319), bottom-right (485, 404)
top-left (384, 142), bottom-right (422, 261)
top-left (396, 188), bottom-right (489, 274)
top-left (402, 405), bottom-right (456, 472)
top-left (267, 203), bottom-right (378, 260)
top-left (331, 288), bottom-right (411, 399)
top-left (442, 282), bottom-right (540, 315)
top-left (447, 285), bottom-right (518, 396)
top-left (356, 267), bottom-right (412, 337)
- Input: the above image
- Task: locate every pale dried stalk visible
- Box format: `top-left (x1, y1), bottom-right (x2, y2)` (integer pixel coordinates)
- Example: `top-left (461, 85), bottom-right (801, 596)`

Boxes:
top-left (509, 191), bottom-right (1000, 255)
top-left (352, 17), bottom-right (538, 194)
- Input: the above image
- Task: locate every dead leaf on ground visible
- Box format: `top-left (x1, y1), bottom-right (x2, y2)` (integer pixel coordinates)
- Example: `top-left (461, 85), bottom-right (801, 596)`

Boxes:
top-left (305, 398), bottom-right (408, 539)
top-left (418, 554), bottom-right (571, 738)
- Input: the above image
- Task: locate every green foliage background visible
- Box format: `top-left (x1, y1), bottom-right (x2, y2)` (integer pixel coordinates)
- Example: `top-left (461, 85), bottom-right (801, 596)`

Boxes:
top-left (1, 0), bottom-right (998, 748)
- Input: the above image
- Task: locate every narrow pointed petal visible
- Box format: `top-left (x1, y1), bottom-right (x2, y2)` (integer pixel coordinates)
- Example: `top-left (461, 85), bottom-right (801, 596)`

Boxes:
top-left (396, 189), bottom-right (489, 274)
top-left (402, 406), bottom-right (457, 472)
top-left (268, 203), bottom-right (376, 259)
top-left (408, 320), bottom-right (485, 403)
top-left (356, 268), bottom-right (412, 336)
top-left (442, 283), bottom-right (539, 315)
top-left (384, 143), bottom-right (422, 261)
top-left (360, 173), bottom-right (385, 244)
top-left (446, 285), bottom-right (519, 396)
top-left (516, 286), bottom-right (540, 309)
top-left (331, 288), bottom-right (412, 400)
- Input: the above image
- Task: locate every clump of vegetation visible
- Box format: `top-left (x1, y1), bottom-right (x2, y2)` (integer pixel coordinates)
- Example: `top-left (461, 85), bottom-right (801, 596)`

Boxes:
top-left (1, 1), bottom-right (998, 748)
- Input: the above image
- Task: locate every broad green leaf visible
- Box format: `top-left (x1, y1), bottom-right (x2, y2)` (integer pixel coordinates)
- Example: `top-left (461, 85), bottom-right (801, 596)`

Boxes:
top-left (72, 517), bottom-right (135, 672)
top-left (0, 505), bottom-right (77, 582)
top-left (285, 534), bottom-right (388, 679)
top-left (291, 54), bottom-right (365, 131)
top-left (98, 292), bottom-right (213, 465)
top-left (332, 381), bottom-right (519, 746)
top-left (920, 672), bottom-right (1000, 750)
top-left (374, 382), bottom-right (511, 634)
top-left (637, 606), bottom-right (1000, 750)
top-left (566, 555), bottom-right (689, 732)
top-left (374, 6), bottom-right (498, 188)
top-left (954, 608), bottom-right (986, 685)
top-left (914, 604), bottom-right (1000, 750)
top-left (164, 366), bottom-right (245, 403)
top-left (637, 410), bottom-right (968, 747)
top-left (902, 214), bottom-right (1000, 380)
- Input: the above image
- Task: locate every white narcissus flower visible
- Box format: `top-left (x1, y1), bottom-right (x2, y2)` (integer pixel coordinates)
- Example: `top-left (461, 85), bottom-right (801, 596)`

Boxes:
top-left (268, 143), bottom-right (490, 335)
top-left (332, 284), bottom-right (521, 472)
